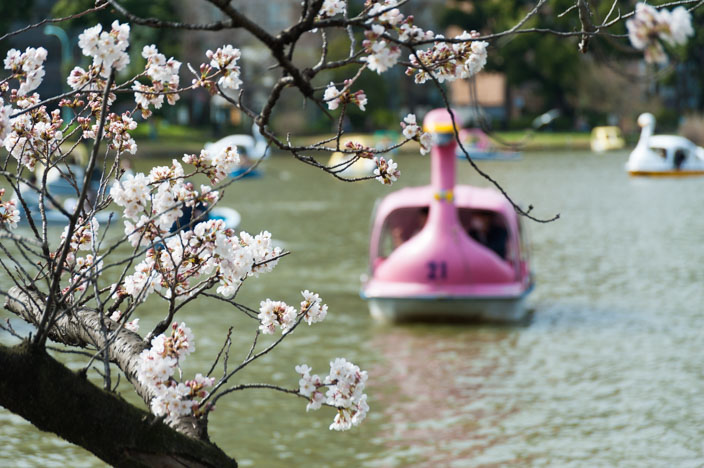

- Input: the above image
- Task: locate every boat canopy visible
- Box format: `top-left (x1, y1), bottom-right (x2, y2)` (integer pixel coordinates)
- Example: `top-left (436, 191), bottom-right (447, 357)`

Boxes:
top-left (371, 185), bottom-right (517, 231)
top-left (369, 184), bottom-right (523, 270)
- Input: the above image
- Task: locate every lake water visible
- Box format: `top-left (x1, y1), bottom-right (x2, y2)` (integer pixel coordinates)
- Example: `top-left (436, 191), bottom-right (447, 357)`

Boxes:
top-left (2, 149), bottom-right (704, 467)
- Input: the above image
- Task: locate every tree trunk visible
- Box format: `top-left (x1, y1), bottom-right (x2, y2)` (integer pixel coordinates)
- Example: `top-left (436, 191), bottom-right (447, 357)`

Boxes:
top-left (0, 341), bottom-right (237, 468)
top-left (4, 286), bottom-right (204, 438)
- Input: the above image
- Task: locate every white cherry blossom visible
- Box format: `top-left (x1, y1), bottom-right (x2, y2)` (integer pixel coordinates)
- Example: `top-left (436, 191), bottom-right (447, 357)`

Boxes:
top-left (319, 0), bottom-right (346, 18)
top-left (78, 21), bottom-right (131, 77)
top-left (323, 82), bottom-right (341, 110)
top-left (258, 299), bottom-right (297, 334)
top-left (373, 156), bottom-right (399, 185)
top-left (300, 290), bottom-right (328, 325)
top-left (627, 3), bottom-right (693, 64)
top-left (0, 99), bottom-right (13, 145)
top-left (363, 39), bottom-right (401, 74)
top-left (0, 189), bottom-right (20, 229)
top-left (206, 45), bottom-right (242, 91)
top-left (4, 47), bottom-right (47, 95)
top-left (136, 323), bottom-right (212, 422)
top-left (295, 358), bottom-right (368, 430)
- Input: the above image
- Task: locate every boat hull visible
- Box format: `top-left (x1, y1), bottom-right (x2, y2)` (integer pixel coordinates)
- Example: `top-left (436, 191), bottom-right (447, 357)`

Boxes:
top-left (208, 207), bottom-right (241, 230)
top-left (457, 150), bottom-right (522, 161)
top-left (628, 170), bottom-right (704, 177)
top-left (230, 167), bottom-right (261, 178)
top-left (364, 294), bottom-right (530, 323)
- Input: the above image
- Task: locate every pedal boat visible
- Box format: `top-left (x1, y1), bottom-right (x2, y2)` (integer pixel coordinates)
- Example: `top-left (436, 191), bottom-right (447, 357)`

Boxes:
top-left (626, 113), bottom-right (704, 176)
top-left (591, 126), bottom-right (625, 153)
top-left (360, 108), bottom-right (533, 323)
top-left (456, 128), bottom-right (521, 161)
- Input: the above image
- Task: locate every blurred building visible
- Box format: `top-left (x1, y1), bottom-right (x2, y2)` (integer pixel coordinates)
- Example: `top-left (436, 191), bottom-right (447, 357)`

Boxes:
top-left (450, 72), bottom-right (508, 124)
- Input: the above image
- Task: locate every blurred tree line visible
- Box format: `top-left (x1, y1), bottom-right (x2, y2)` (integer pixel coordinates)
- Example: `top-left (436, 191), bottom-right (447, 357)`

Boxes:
top-left (4, 0), bottom-right (695, 135)
top-left (51, 0), bottom-right (182, 67)
top-left (438, 0), bottom-right (703, 131)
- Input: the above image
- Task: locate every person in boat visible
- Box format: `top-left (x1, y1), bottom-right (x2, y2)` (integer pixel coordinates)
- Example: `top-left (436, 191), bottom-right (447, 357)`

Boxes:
top-left (674, 149), bottom-right (686, 170)
top-left (468, 211), bottom-right (508, 259)
top-left (171, 201), bottom-right (208, 233)
top-left (391, 206), bottom-right (428, 248)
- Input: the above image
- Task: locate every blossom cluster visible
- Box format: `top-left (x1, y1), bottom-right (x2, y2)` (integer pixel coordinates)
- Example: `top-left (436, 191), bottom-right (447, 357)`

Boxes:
top-left (61, 217), bottom-right (99, 252)
top-left (0, 188), bottom-right (20, 229)
top-left (362, 24), bottom-right (403, 74)
top-left (66, 21), bottom-right (138, 154)
top-left (400, 113), bottom-right (432, 155)
top-left (258, 299), bottom-right (297, 334)
top-left (323, 81), bottom-right (367, 111)
top-left (319, 0), bottom-right (346, 18)
top-left (68, 254), bottom-right (103, 293)
top-left (205, 45), bottom-right (243, 92)
top-left (626, 3), bottom-right (694, 64)
top-left (3, 46), bottom-right (47, 96)
top-left (360, 1), bottom-right (489, 82)
top-left (111, 161), bottom-right (284, 302)
top-left (78, 21), bottom-right (131, 77)
top-left (66, 65), bottom-right (94, 91)
top-left (257, 290), bottom-right (328, 334)
top-left (137, 322), bottom-right (215, 421)
top-left (65, 65), bottom-right (119, 130)
top-left (335, 140), bottom-right (401, 185)
top-left (133, 45), bottom-right (182, 118)
top-left (407, 30), bottom-right (488, 84)
top-left (55, 218), bottom-right (105, 294)
top-left (361, 0), bottom-right (436, 74)
top-left (295, 358), bottom-right (369, 431)
top-left (3, 94), bottom-right (63, 170)
top-left (373, 156), bottom-right (399, 185)
top-left (360, 0), bottom-right (411, 73)
top-left (0, 99), bottom-right (11, 145)
top-left (115, 220), bottom-right (282, 302)
top-left (111, 159), bottom-right (219, 237)
top-left (82, 111), bottom-right (138, 155)
top-left (300, 290), bottom-right (328, 325)
top-left (183, 145), bottom-right (240, 185)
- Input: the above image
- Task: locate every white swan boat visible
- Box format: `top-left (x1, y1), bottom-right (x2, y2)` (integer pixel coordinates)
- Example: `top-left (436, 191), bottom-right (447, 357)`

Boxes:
top-left (626, 113), bottom-right (704, 176)
top-left (208, 207), bottom-right (241, 230)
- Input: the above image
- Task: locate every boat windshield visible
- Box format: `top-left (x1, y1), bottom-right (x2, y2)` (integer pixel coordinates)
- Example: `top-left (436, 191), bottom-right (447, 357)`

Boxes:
top-left (458, 209), bottom-right (511, 260)
top-left (649, 146), bottom-right (667, 159)
top-left (375, 206), bottom-right (515, 263)
top-left (377, 206), bottom-right (429, 258)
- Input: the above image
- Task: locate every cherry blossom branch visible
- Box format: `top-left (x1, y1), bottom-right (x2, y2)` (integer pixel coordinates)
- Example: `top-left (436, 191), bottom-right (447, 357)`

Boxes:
top-left (206, 327), bottom-right (233, 377)
top-left (204, 308), bottom-right (314, 407)
top-left (34, 70), bottom-right (116, 349)
top-left (3, 286), bottom-right (206, 439)
top-left (208, 383), bottom-right (302, 401)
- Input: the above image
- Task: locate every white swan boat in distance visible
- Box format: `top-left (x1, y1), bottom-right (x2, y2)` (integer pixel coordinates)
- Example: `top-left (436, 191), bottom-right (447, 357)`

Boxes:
top-left (626, 113), bottom-right (704, 176)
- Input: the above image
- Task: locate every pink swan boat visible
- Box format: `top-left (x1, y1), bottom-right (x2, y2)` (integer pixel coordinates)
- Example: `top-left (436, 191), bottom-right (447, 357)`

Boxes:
top-left (360, 108), bottom-right (533, 322)
top-left (456, 128), bottom-right (521, 161)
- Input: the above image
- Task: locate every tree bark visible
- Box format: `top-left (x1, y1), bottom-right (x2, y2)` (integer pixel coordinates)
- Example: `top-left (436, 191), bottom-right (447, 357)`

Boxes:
top-left (0, 341), bottom-right (237, 467)
top-left (3, 286), bottom-right (236, 466)
top-left (4, 286), bottom-right (205, 438)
